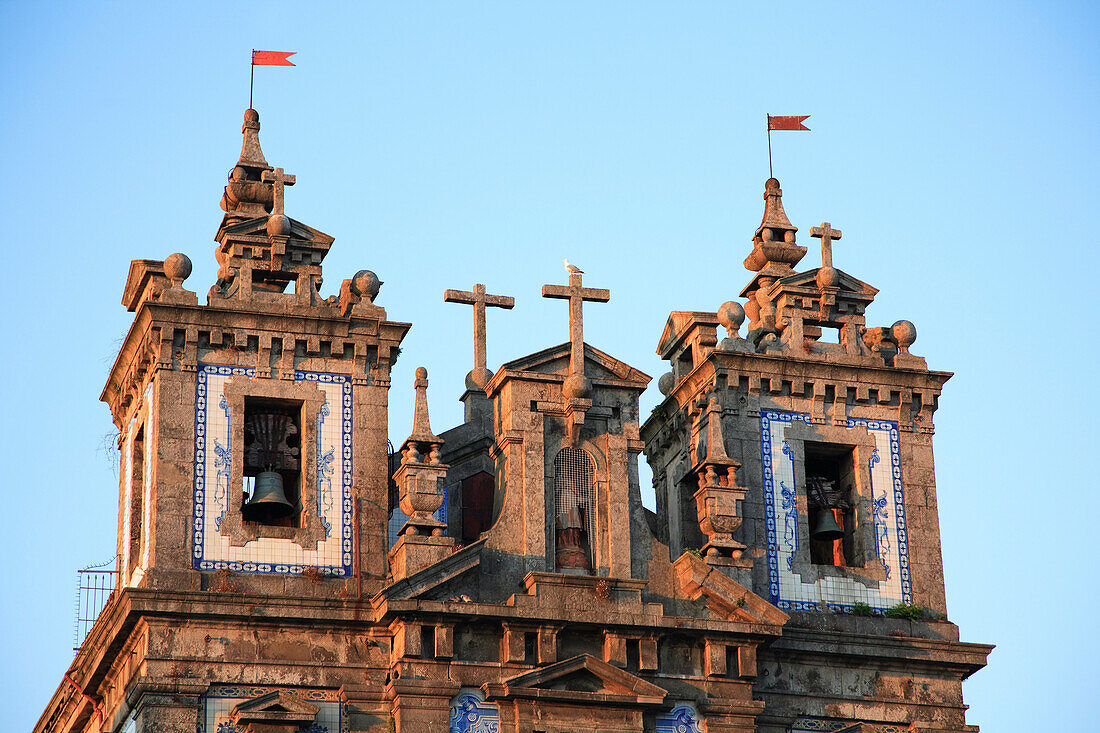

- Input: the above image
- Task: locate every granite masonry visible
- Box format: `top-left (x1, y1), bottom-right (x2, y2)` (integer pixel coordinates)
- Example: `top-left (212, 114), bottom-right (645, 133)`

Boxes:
top-left (35, 110), bottom-right (991, 733)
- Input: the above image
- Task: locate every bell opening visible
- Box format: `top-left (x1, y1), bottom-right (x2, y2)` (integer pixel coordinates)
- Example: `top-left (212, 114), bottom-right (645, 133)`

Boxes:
top-left (805, 442), bottom-right (860, 568)
top-left (242, 397), bottom-right (303, 527)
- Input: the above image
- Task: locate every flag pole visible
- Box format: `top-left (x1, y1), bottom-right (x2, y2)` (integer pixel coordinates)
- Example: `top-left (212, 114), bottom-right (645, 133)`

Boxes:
top-left (249, 50), bottom-right (255, 109)
top-left (766, 114), bottom-right (774, 179)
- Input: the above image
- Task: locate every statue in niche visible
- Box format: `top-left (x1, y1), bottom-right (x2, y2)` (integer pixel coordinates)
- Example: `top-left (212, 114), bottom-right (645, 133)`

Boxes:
top-left (555, 506), bottom-right (591, 572)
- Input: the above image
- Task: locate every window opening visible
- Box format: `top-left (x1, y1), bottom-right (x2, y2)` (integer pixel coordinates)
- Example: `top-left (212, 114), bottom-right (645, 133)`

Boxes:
top-left (554, 447), bottom-right (595, 573)
top-left (128, 424), bottom-right (145, 575)
top-left (241, 397), bottom-right (302, 525)
top-left (461, 471), bottom-right (495, 544)
top-left (805, 443), bottom-right (858, 566)
top-left (420, 624), bottom-right (436, 658)
top-left (523, 632), bottom-right (538, 665)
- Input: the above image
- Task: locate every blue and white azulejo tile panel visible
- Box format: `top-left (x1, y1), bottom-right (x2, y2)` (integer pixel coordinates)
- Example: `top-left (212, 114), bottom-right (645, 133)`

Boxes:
top-left (760, 410), bottom-right (912, 612)
top-left (200, 685), bottom-right (345, 733)
top-left (656, 703), bottom-right (703, 733)
top-left (449, 691), bottom-right (499, 733)
top-left (192, 365), bottom-right (354, 576)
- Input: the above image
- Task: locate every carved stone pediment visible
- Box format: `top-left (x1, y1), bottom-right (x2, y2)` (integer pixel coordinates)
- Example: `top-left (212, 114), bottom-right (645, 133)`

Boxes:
top-left (496, 342), bottom-right (650, 389)
top-left (774, 267), bottom-right (878, 298)
top-left (657, 311), bottom-right (720, 360)
top-left (230, 690), bottom-right (319, 733)
top-left (219, 214), bottom-right (331, 248)
top-left (484, 653), bottom-right (666, 706)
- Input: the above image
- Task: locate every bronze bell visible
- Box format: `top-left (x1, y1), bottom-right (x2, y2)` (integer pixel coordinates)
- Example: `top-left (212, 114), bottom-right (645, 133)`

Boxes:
top-left (811, 508), bottom-right (844, 542)
top-left (243, 471), bottom-right (295, 521)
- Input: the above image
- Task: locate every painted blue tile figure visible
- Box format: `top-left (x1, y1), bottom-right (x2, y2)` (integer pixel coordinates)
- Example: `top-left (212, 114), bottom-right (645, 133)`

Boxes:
top-left (449, 691), bottom-right (499, 733)
top-left (656, 703), bottom-right (703, 733)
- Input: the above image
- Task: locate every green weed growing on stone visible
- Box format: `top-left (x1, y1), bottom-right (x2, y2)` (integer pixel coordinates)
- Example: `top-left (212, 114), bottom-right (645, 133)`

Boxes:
top-left (884, 603), bottom-right (946, 621)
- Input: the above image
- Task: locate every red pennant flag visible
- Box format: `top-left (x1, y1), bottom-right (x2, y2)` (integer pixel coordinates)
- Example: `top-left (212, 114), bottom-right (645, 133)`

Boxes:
top-left (252, 50), bottom-right (296, 66)
top-left (768, 115), bottom-right (810, 131)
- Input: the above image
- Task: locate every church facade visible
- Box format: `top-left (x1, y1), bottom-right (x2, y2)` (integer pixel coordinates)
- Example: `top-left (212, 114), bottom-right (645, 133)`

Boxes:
top-left (35, 110), bottom-right (991, 733)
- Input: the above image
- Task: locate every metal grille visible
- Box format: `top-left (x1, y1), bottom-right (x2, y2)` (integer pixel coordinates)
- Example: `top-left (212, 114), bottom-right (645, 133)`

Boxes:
top-left (72, 556), bottom-right (118, 651)
top-left (554, 447), bottom-right (595, 545)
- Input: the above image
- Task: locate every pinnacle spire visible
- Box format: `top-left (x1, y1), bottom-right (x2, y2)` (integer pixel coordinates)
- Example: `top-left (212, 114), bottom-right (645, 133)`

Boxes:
top-left (238, 108), bottom-right (269, 169)
top-left (220, 109), bottom-right (274, 216)
top-left (703, 395), bottom-right (729, 462)
top-left (743, 178), bottom-right (807, 275)
top-left (408, 367), bottom-right (441, 444)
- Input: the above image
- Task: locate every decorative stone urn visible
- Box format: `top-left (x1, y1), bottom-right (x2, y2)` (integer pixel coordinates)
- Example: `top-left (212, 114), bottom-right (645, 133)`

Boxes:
top-left (392, 367), bottom-right (448, 538)
top-left (691, 395), bottom-right (750, 565)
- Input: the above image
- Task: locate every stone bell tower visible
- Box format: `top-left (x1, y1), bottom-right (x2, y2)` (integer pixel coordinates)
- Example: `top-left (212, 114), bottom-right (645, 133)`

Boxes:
top-left (35, 109), bottom-right (410, 733)
top-left (101, 108), bottom-right (409, 595)
top-left (642, 177), bottom-right (991, 732)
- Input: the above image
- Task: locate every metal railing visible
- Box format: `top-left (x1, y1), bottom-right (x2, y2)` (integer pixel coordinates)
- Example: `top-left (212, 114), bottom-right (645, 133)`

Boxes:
top-left (72, 556), bottom-right (119, 651)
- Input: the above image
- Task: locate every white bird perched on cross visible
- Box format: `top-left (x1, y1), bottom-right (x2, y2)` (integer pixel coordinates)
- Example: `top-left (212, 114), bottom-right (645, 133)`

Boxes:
top-left (563, 259), bottom-right (584, 274)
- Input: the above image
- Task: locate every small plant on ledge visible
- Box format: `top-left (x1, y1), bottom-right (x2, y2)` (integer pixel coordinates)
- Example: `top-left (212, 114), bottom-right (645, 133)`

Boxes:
top-left (884, 602), bottom-right (947, 621)
top-left (850, 601), bottom-right (875, 616)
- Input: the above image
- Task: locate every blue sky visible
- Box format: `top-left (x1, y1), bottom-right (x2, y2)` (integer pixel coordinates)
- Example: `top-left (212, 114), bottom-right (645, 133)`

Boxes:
top-left (2, 2), bottom-right (1097, 730)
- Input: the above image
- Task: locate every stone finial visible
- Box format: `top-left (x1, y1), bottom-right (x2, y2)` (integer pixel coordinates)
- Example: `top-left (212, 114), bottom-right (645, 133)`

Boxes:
top-left (164, 253), bottom-right (192, 287)
top-left (338, 270), bottom-right (383, 316)
top-left (744, 178), bottom-right (807, 274)
top-left (352, 270), bottom-right (382, 302)
top-left (691, 394), bottom-right (749, 565)
top-left (239, 108), bottom-right (269, 168)
top-left (702, 395), bottom-right (729, 462)
top-left (444, 283), bottom-right (515, 391)
top-left (892, 320), bottom-right (917, 353)
top-left (220, 109), bottom-right (275, 216)
top-left (408, 367), bottom-right (441, 446)
top-left (716, 301), bottom-right (753, 353)
top-left (390, 367), bottom-right (453, 578)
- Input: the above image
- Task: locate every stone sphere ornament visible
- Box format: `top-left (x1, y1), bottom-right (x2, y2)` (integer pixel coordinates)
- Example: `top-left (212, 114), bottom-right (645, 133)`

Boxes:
top-left (164, 253), bottom-right (192, 284)
top-left (466, 367), bottom-right (493, 391)
top-left (716, 301), bottom-right (746, 336)
top-left (352, 270), bottom-right (382, 302)
top-left (658, 372), bottom-right (675, 396)
top-left (892, 320), bottom-right (917, 350)
top-left (816, 265), bottom-right (839, 289)
top-left (266, 213), bottom-right (291, 237)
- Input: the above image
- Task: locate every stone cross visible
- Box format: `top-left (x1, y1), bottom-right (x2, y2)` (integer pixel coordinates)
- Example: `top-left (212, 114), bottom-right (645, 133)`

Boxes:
top-left (542, 271), bottom-right (610, 398)
top-left (444, 283), bottom-right (515, 390)
top-left (810, 222), bottom-right (842, 269)
top-left (261, 167), bottom-right (296, 218)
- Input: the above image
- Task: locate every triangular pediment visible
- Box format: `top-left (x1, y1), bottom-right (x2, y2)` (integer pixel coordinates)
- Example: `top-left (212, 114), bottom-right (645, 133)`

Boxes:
top-left (776, 267), bottom-right (878, 298)
top-left (489, 654), bottom-right (665, 704)
top-left (500, 342), bottom-right (650, 388)
top-left (219, 215), bottom-right (334, 247)
top-left (657, 311), bottom-right (719, 359)
top-left (231, 690), bottom-right (319, 726)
